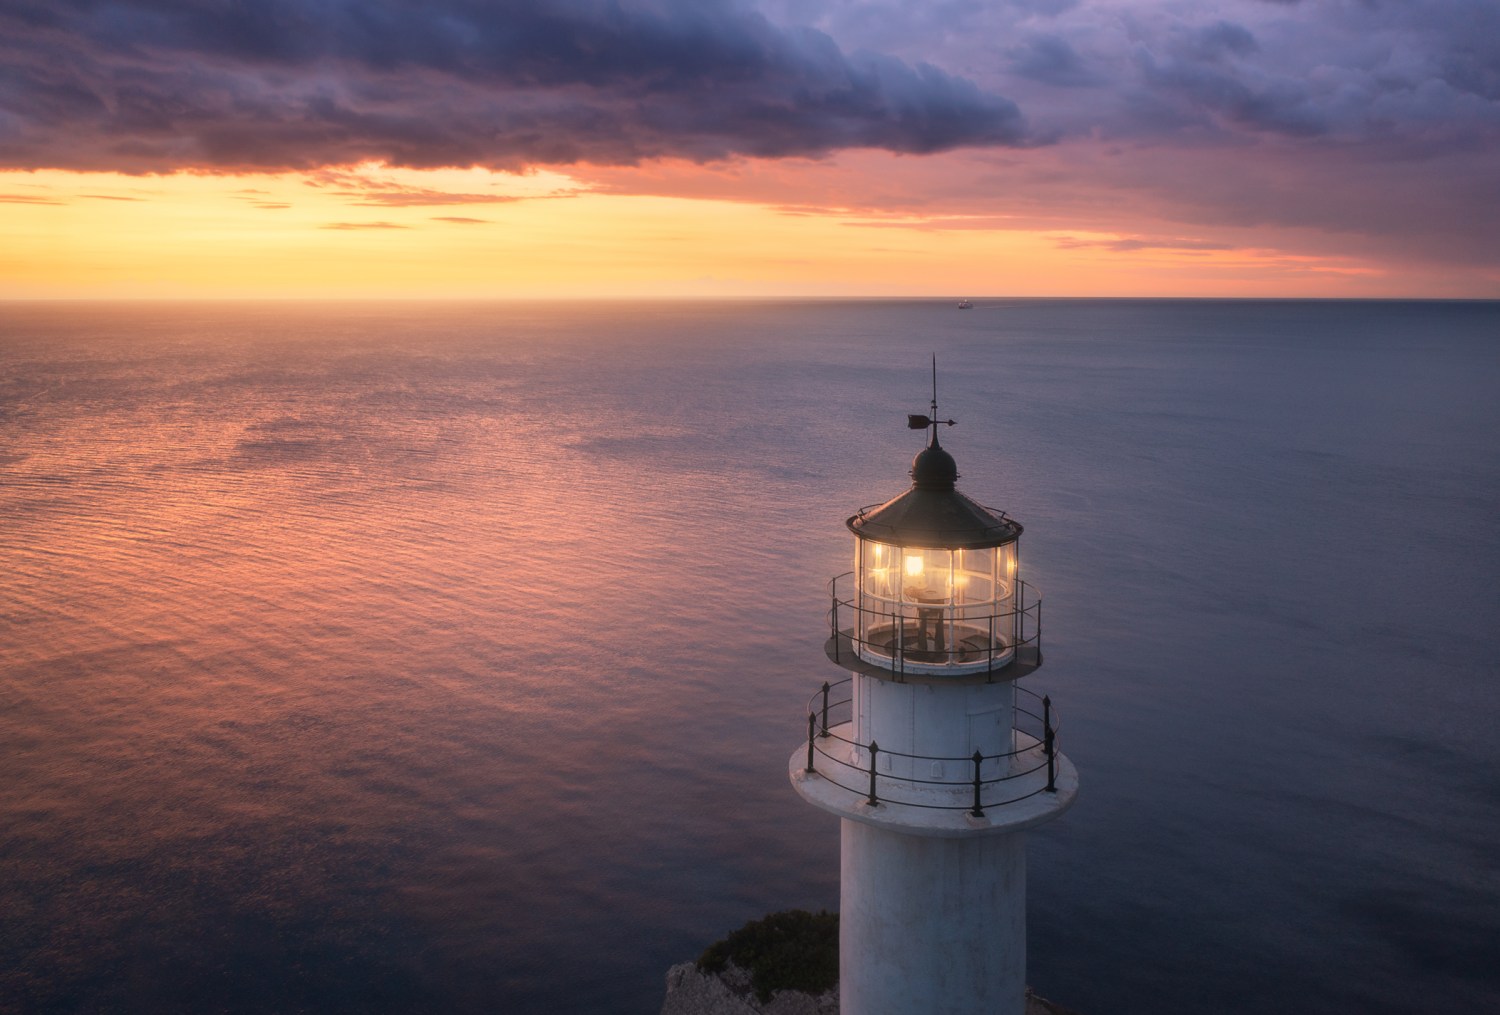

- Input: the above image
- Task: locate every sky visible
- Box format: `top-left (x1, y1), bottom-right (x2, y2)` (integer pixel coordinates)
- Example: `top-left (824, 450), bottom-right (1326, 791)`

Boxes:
top-left (2, 0), bottom-right (1497, 299)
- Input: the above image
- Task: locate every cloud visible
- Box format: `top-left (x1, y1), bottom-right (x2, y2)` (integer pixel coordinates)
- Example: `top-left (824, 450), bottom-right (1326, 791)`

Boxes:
top-left (1055, 235), bottom-right (1233, 252)
top-left (301, 170), bottom-right (546, 206)
top-left (839, 213), bottom-right (1030, 231)
top-left (1179, 21), bottom-right (1260, 62)
top-left (0, 0), bottom-right (1030, 173)
top-left (760, 1), bottom-right (1500, 152)
top-left (1009, 35), bottom-right (1103, 88)
top-left (229, 191), bottom-right (291, 209)
top-left (430, 216), bottom-right (490, 224)
top-left (1134, 47), bottom-right (1326, 137)
top-left (320, 221), bottom-right (409, 230)
top-left (345, 192), bottom-right (521, 207)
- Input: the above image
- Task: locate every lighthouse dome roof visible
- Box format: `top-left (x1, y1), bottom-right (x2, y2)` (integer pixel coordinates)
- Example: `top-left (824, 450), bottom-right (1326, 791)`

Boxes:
top-left (910, 441), bottom-right (959, 490)
top-left (847, 439), bottom-right (1021, 550)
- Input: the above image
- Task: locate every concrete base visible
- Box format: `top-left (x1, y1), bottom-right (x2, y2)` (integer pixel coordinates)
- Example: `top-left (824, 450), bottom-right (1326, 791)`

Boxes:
top-left (840, 819), bottom-right (1027, 1015)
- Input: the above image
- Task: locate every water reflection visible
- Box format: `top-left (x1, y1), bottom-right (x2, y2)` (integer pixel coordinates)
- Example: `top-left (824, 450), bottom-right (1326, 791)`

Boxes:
top-left (2, 300), bottom-right (1498, 1014)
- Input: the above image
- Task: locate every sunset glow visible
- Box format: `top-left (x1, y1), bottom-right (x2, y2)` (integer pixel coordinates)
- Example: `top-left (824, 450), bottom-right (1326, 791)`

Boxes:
top-left (0, 161), bottom-right (1452, 299)
top-left (2, 2), bottom-right (1497, 298)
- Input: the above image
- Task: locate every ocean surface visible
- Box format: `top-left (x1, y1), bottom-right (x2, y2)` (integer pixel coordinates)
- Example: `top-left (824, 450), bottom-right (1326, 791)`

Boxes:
top-left (2, 299), bottom-right (1497, 1015)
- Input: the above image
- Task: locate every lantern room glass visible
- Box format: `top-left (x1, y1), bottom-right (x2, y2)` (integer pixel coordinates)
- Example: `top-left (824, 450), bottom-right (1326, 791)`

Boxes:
top-left (854, 537), bottom-right (1018, 674)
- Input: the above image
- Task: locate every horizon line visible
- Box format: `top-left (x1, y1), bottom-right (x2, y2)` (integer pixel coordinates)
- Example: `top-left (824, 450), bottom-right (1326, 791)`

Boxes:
top-left (5, 295), bottom-right (1498, 304)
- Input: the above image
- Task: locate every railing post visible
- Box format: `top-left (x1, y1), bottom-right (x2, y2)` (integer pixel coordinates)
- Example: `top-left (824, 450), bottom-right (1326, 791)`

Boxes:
top-left (987, 611), bottom-right (996, 682)
top-left (897, 612), bottom-right (906, 682)
top-left (806, 713), bottom-right (817, 774)
top-left (969, 750), bottom-right (985, 818)
top-left (819, 681), bottom-right (831, 737)
top-left (1043, 695), bottom-right (1056, 793)
top-left (866, 742), bottom-right (880, 806)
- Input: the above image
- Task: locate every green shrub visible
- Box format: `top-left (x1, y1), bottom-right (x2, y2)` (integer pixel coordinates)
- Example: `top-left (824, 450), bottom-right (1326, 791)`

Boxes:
top-left (696, 909), bottom-right (839, 1004)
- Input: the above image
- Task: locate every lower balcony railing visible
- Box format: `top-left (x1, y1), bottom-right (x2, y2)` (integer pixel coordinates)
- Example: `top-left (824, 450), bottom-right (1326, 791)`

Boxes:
top-left (801, 679), bottom-right (1060, 816)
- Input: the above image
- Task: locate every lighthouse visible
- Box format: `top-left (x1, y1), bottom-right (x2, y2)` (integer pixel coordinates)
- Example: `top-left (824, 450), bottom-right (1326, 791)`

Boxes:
top-left (789, 374), bottom-right (1078, 1015)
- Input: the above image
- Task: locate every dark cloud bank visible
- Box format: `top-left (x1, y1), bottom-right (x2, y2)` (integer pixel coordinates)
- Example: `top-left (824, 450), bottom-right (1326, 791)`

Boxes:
top-left (0, 0), bottom-right (1028, 172)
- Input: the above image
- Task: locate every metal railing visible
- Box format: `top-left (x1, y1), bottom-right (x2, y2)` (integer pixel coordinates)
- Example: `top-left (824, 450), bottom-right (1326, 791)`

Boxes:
top-left (828, 571), bottom-right (1042, 678)
top-left (802, 678), bottom-right (1059, 814)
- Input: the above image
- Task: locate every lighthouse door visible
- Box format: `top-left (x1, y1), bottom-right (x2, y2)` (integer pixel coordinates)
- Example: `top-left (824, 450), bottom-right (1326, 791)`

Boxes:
top-left (965, 683), bottom-right (1015, 772)
top-left (855, 674), bottom-right (872, 747)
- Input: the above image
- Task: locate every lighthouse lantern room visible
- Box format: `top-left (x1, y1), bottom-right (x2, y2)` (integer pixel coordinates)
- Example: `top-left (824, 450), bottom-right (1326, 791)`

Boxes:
top-left (840, 412), bottom-right (1037, 679)
top-left (790, 370), bottom-right (1077, 1015)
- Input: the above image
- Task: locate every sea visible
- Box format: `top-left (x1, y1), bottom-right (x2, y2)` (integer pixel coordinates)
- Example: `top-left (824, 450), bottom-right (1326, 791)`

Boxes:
top-left (2, 299), bottom-right (1497, 1015)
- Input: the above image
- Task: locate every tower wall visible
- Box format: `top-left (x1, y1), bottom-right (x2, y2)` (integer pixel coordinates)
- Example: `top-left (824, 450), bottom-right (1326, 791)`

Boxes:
top-left (853, 675), bottom-right (1018, 783)
top-left (839, 819), bottom-right (1027, 1015)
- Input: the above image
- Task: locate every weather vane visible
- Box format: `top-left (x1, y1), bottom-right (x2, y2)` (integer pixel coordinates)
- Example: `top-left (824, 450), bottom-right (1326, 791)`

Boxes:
top-left (906, 353), bottom-right (956, 439)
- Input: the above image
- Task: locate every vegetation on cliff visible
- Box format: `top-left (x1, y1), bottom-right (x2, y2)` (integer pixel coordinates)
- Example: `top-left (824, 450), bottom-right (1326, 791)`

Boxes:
top-left (696, 909), bottom-right (839, 1003)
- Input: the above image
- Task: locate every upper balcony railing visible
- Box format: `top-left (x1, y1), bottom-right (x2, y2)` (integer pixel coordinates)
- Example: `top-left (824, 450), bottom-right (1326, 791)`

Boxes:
top-left (829, 571), bottom-right (1042, 679)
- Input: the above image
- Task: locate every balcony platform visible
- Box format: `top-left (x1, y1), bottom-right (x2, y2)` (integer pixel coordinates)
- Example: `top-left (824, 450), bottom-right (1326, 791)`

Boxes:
top-left (825, 630), bottom-right (1041, 684)
top-left (788, 724), bottom-right (1077, 838)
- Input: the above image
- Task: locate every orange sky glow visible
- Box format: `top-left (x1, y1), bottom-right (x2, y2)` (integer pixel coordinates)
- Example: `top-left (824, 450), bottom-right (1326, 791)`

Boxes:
top-left (4, 2), bottom-right (1497, 300)
top-left (3, 157), bottom-right (1484, 301)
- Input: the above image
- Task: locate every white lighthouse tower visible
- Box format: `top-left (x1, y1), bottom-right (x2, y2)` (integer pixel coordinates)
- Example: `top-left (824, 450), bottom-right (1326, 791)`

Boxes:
top-left (789, 377), bottom-right (1077, 1015)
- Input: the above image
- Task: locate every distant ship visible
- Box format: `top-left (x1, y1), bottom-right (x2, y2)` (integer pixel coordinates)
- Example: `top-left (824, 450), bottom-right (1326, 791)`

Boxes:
top-left (956, 298), bottom-right (973, 309)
